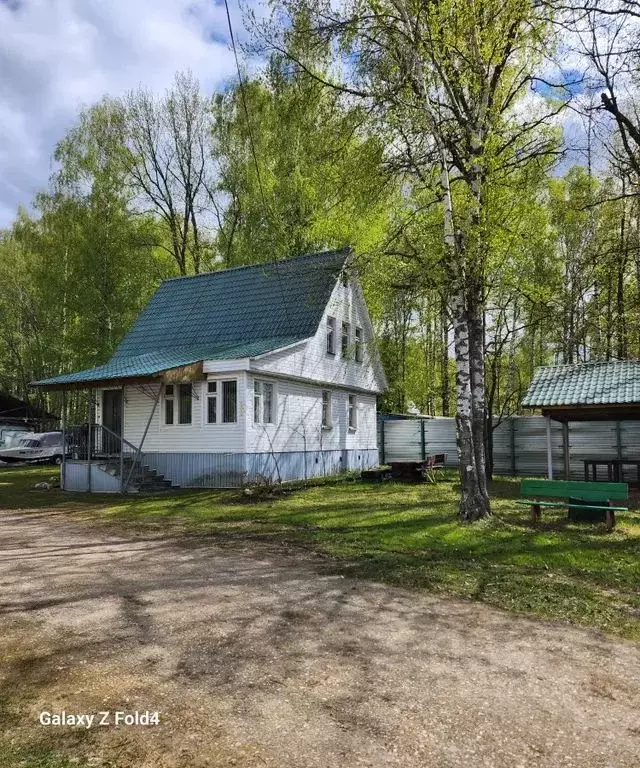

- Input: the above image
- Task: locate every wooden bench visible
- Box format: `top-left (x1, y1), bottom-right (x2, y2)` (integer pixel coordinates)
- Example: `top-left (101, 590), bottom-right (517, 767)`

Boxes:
top-left (517, 479), bottom-right (628, 531)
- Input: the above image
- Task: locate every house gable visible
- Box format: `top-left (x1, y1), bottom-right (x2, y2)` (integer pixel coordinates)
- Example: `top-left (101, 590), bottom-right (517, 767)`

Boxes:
top-left (247, 272), bottom-right (387, 393)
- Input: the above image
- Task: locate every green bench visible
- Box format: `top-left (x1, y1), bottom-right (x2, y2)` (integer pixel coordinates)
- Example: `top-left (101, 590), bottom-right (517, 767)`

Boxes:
top-left (517, 479), bottom-right (629, 531)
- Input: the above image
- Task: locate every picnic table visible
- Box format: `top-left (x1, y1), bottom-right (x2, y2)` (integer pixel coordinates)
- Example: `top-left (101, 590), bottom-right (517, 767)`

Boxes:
top-left (388, 454), bottom-right (447, 483)
top-left (583, 458), bottom-right (640, 483)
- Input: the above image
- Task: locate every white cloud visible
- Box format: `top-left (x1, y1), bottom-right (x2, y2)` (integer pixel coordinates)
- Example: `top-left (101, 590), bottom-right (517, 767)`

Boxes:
top-left (0, 0), bottom-right (253, 226)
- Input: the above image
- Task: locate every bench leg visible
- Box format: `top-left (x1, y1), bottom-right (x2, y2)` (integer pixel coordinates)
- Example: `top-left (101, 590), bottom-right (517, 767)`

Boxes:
top-left (531, 504), bottom-right (541, 524)
top-left (606, 504), bottom-right (616, 532)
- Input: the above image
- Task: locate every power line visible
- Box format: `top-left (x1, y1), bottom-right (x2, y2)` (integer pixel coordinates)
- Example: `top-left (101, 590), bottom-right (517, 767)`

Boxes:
top-left (221, 0), bottom-right (292, 328)
top-left (222, 0), bottom-right (266, 208)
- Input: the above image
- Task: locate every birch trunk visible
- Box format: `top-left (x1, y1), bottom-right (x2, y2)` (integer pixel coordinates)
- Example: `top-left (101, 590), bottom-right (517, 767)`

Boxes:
top-left (441, 154), bottom-right (491, 521)
top-left (468, 288), bottom-right (490, 501)
top-left (440, 292), bottom-right (450, 416)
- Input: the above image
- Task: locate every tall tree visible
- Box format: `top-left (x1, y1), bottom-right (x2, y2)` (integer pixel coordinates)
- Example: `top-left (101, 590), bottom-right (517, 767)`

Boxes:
top-left (210, 56), bottom-right (394, 266)
top-left (256, 0), bottom-right (561, 519)
top-left (0, 103), bottom-right (166, 419)
top-left (123, 72), bottom-right (214, 275)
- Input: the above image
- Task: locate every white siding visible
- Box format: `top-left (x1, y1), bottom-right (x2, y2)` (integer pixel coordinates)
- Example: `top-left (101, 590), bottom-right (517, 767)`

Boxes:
top-left (249, 278), bottom-right (385, 393)
top-left (245, 376), bottom-right (377, 453)
top-left (122, 378), bottom-right (247, 453)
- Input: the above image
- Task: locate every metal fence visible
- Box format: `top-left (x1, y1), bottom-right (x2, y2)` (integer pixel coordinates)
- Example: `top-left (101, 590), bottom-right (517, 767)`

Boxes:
top-left (379, 416), bottom-right (640, 480)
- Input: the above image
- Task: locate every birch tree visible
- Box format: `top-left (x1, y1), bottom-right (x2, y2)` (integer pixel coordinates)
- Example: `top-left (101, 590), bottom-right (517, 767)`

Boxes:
top-left (255, 0), bottom-right (560, 519)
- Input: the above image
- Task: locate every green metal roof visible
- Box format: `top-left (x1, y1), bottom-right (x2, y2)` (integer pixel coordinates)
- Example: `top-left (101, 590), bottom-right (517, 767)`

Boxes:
top-left (34, 249), bottom-right (349, 387)
top-left (521, 361), bottom-right (640, 408)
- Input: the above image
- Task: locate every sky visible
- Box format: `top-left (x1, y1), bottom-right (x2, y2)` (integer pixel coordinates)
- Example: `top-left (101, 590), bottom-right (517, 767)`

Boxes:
top-left (0, 1), bottom-right (623, 229)
top-left (0, 0), bottom-right (251, 227)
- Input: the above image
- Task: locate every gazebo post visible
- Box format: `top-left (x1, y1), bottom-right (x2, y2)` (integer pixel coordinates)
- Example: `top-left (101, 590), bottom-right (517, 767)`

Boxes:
top-left (120, 384), bottom-right (126, 494)
top-left (546, 414), bottom-right (553, 480)
top-left (86, 389), bottom-right (93, 492)
top-left (61, 390), bottom-right (67, 491)
top-left (563, 422), bottom-right (570, 480)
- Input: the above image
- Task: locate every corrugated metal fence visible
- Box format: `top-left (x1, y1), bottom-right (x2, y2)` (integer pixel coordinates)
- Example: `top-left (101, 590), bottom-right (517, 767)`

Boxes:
top-left (380, 417), bottom-right (640, 480)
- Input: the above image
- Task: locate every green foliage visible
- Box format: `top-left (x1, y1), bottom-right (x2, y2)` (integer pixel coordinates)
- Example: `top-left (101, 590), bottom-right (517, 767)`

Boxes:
top-left (211, 56), bottom-right (395, 265)
top-left (0, 102), bottom-right (172, 417)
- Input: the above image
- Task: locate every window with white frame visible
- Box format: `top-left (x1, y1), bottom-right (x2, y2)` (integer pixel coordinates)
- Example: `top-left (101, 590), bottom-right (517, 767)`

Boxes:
top-left (348, 394), bottom-right (357, 430)
top-left (164, 384), bottom-right (175, 425)
top-left (326, 316), bottom-right (336, 355)
top-left (254, 380), bottom-right (275, 424)
top-left (321, 390), bottom-right (332, 428)
top-left (355, 327), bottom-right (363, 363)
top-left (206, 381), bottom-right (217, 424)
top-left (341, 321), bottom-right (351, 358)
top-left (206, 379), bottom-right (237, 424)
top-left (164, 383), bottom-right (192, 425)
top-left (178, 383), bottom-right (192, 424)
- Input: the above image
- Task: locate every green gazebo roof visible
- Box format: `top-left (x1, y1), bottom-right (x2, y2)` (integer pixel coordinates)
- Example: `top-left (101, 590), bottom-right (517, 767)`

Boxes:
top-left (522, 361), bottom-right (640, 409)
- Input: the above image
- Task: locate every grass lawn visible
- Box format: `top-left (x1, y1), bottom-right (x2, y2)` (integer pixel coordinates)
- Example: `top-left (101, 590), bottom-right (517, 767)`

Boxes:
top-left (3, 464), bottom-right (640, 641)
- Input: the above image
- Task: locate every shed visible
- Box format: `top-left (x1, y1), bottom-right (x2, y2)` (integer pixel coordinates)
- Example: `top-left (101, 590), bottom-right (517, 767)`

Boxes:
top-left (0, 391), bottom-right (56, 425)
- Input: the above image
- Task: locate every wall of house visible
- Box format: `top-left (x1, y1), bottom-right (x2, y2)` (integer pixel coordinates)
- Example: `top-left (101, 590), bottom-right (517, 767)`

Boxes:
top-left (104, 379), bottom-right (248, 453)
top-left (91, 373), bottom-right (379, 488)
top-left (250, 279), bottom-right (384, 392)
top-left (245, 376), bottom-right (377, 454)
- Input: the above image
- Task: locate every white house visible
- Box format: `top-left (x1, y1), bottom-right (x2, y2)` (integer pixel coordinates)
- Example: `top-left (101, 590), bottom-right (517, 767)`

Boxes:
top-left (34, 249), bottom-right (387, 491)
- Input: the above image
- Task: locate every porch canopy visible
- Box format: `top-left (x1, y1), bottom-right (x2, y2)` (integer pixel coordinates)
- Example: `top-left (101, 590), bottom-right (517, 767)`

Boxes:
top-left (521, 360), bottom-right (640, 480)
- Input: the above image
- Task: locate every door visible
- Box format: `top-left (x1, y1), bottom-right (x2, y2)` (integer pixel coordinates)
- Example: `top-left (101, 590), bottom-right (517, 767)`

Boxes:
top-left (102, 390), bottom-right (123, 455)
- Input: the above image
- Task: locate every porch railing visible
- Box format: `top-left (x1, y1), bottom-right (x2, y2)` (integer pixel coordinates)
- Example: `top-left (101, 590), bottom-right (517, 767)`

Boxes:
top-left (67, 423), bottom-right (146, 490)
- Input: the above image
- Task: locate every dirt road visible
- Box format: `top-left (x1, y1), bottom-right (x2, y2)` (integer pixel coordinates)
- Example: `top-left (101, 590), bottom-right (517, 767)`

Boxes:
top-left (1, 507), bottom-right (639, 767)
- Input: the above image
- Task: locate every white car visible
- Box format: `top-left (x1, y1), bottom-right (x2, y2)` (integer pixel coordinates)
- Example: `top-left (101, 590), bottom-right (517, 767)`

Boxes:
top-left (0, 432), bottom-right (65, 464)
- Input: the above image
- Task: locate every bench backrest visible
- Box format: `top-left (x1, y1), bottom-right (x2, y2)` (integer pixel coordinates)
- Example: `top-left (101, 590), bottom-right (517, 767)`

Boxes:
top-left (520, 479), bottom-right (628, 501)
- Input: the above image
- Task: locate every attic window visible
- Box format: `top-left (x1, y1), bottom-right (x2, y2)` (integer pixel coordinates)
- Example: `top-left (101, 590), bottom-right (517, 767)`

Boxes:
top-left (326, 317), bottom-right (336, 355)
top-left (355, 327), bottom-right (363, 363)
top-left (342, 321), bottom-right (351, 358)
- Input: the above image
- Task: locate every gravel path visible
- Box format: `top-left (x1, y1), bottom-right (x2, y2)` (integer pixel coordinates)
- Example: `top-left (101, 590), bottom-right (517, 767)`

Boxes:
top-left (1, 507), bottom-right (639, 768)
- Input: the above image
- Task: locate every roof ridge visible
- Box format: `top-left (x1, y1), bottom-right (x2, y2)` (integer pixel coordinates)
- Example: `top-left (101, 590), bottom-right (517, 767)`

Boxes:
top-left (161, 248), bottom-right (351, 284)
top-left (535, 359), bottom-right (640, 372)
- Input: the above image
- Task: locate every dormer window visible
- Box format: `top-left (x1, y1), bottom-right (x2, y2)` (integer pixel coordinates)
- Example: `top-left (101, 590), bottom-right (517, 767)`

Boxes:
top-left (342, 321), bottom-right (351, 358)
top-left (355, 327), bottom-right (363, 363)
top-left (326, 316), bottom-right (336, 355)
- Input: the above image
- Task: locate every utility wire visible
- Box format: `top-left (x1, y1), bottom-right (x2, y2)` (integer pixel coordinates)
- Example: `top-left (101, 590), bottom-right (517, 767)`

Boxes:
top-left (221, 0), bottom-right (292, 328)
top-left (222, 0), bottom-right (266, 208)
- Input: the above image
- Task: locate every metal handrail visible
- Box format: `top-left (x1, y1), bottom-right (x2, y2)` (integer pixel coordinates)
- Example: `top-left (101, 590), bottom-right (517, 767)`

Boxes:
top-left (98, 423), bottom-right (139, 454)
